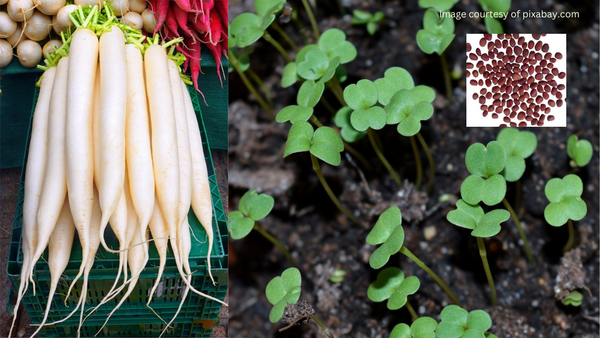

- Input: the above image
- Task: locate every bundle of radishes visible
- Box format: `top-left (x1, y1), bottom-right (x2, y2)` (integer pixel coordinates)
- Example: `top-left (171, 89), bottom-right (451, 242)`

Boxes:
top-left (0, 0), bottom-right (159, 69)
top-left (9, 3), bottom-right (227, 338)
top-left (148, 0), bottom-right (228, 95)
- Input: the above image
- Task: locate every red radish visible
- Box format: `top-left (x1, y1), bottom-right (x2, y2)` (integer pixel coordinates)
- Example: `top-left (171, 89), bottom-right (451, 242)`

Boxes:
top-left (8, 65), bottom-right (57, 338)
top-left (65, 27), bottom-right (98, 301)
top-left (188, 12), bottom-right (209, 34)
top-left (208, 5), bottom-right (221, 45)
top-left (165, 3), bottom-right (180, 37)
top-left (172, 2), bottom-right (195, 41)
top-left (202, 32), bottom-right (224, 87)
top-left (152, 0), bottom-right (170, 35)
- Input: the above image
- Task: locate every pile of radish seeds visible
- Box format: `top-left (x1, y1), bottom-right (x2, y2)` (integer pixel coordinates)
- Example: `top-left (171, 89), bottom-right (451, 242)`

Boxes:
top-left (8, 4), bottom-right (227, 338)
top-left (467, 33), bottom-right (566, 127)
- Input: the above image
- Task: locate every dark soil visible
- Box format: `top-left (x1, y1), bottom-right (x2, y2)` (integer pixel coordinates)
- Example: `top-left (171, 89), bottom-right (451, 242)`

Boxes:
top-left (228, 1), bottom-right (599, 337)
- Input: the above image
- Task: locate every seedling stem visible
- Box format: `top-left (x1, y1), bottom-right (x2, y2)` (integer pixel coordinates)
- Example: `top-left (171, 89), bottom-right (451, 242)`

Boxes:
top-left (310, 115), bottom-right (324, 127)
top-left (247, 68), bottom-right (273, 105)
top-left (328, 78), bottom-right (347, 106)
top-left (320, 96), bottom-right (337, 115)
top-left (563, 219), bottom-right (575, 252)
top-left (440, 52), bottom-right (452, 100)
top-left (301, 0), bottom-right (320, 41)
top-left (253, 223), bottom-right (298, 267)
top-left (476, 237), bottom-right (496, 306)
top-left (410, 136), bottom-right (423, 190)
top-left (263, 31), bottom-right (293, 63)
top-left (502, 198), bottom-right (534, 263)
top-left (310, 153), bottom-right (362, 226)
top-left (271, 21), bottom-right (299, 52)
top-left (514, 179), bottom-right (521, 212)
top-left (405, 301), bottom-right (418, 321)
top-left (368, 129), bottom-right (402, 188)
top-left (399, 246), bottom-right (463, 307)
top-left (229, 52), bottom-right (274, 117)
top-left (416, 132), bottom-right (435, 194)
top-left (344, 143), bottom-right (372, 171)
top-left (312, 315), bottom-right (335, 338)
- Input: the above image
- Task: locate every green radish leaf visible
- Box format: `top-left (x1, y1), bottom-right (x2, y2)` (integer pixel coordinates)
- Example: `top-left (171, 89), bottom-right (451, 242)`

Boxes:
top-left (366, 206), bottom-right (402, 245)
top-left (480, 0), bottom-right (511, 13)
top-left (460, 174), bottom-right (506, 206)
top-left (484, 17), bottom-right (504, 34)
top-left (370, 225), bottom-right (405, 269)
top-left (389, 324), bottom-right (411, 338)
top-left (544, 174), bottom-right (587, 227)
top-left (496, 128), bottom-right (537, 182)
top-left (238, 189), bottom-right (275, 221)
top-left (374, 67), bottom-right (415, 106)
top-left (333, 106), bottom-right (367, 143)
top-left (344, 79), bottom-right (378, 111)
top-left (352, 9), bottom-right (372, 22)
top-left (467, 310), bottom-right (493, 332)
top-left (397, 101), bottom-right (434, 137)
top-left (281, 62), bottom-right (298, 88)
top-left (297, 80), bottom-right (325, 108)
top-left (446, 199), bottom-right (485, 231)
top-left (416, 9), bottom-right (455, 55)
top-left (297, 49), bottom-right (330, 80)
top-left (230, 13), bottom-right (264, 48)
top-left (437, 305), bottom-right (493, 338)
top-left (385, 89), bottom-right (416, 125)
top-left (255, 0), bottom-right (285, 17)
top-left (411, 85), bottom-right (436, 103)
top-left (276, 105), bottom-right (314, 124)
top-left (563, 290), bottom-right (583, 307)
top-left (296, 44), bottom-right (319, 64)
top-left (486, 334), bottom-right (499, 338)
top-left (228, 211), bottom-right (255, 240)
top-left (447, 200), bottom-right (508, 238)
top-left (367, 22), bottom-right (377, 35)
top-left (283, 121), bottom-right (314, 158)
top-left (310, 126), bottom-right (344, 166)
top-left (367, 207), bottom-right (405, 269)
top-left (318, 28), bottom-right (357, 64)
top-left (436, 305), bottom-right (468, 338)
top-left (410, 317), bottom-right (438, 338)
top-left (260, 1), bottom-right (286, 30)
top-left (471, 209), bottom-right (509, 238)
top-left (367, 267), bottom-right (420, 310)
top-left (419, 0), bottom-right (459, 11)
top-left (350, 106), bottom-right (387, 132)
top-left (266, 268), bottom-right (302, 323)
top-left (567, 135), bottom-right (593, 167)
top-left (373, 11), bottom-right (384, 22)
top-left (320, 57), bottom-right (341, 83)
top-left (465, 141), bottom-right (507, 178)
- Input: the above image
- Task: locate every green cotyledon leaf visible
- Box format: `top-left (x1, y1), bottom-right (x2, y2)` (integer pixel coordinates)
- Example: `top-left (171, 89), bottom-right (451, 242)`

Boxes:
top-left (367, 267), bottom-right (420, 310)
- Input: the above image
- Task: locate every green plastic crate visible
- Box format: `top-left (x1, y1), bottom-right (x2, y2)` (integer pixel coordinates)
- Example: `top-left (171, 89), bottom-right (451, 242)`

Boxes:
top-left (6, 85), bottom-right (228, 337)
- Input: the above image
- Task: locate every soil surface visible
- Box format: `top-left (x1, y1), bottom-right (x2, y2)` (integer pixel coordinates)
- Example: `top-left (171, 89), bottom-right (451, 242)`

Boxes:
top-left (228, 1), bottom-right (599, 338)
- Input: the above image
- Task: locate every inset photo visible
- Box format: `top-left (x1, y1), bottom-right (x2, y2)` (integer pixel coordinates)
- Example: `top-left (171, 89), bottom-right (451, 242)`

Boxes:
top-left (466, 34), bottom-right (567, 127)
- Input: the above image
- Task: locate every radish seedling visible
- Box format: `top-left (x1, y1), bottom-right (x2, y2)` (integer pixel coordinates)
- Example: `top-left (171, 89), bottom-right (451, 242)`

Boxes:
top-left (266, 267), bottom-right (335, 337)
top-left (544, 174), bottom-right (587, 252)
top-left (390, 317), bottom-right (438, 338)
top-left (567, 134), bottom-right (593, 168)
top-left (418, 0), bottom-right (459, 12)
top-left (436, 305), bottom-right (496, 338)
top-left (367, 267), bottom-right (420, 319)
top-left (367, 206), bottom-right (462, 307)
top-left (563, 290), bottom-right (583, 307)
top-left (229, 0), bottom-right (285, 48)
top-left (446, 199), bottom-right (510, 305)
top-left (351, 9), bottom-right (384, 36)
top-left (416, 7), bottom-right (455, 98)
top-left (229, 190), bottom-right (297, 266)
top-left (462, 139), bottom-right (533, 262)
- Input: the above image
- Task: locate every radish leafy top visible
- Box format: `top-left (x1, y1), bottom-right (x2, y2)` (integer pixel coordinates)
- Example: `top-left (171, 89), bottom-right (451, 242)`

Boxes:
top-left (266, 267), bottom-right (302, 323)
top-left (416, 9), bottom-right (455, 55)
top-left (447, 200), bottom-right (509, 238)
top-left (230, 0), bottom-right (285, 48)
top-left (229, 190), bottom-right (275, 240)
top-left (351, 9), bottom-right (384, 36)
top-left (544, 174), bottom-right (587, 227)
top-left (496, 128), bottom-right (537, 182)
top-left (460, 141), bottom-right (507, 206)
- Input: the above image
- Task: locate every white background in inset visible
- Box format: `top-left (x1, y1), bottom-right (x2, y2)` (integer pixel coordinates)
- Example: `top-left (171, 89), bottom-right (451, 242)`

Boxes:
top-left (465, 34), bottom-right (567, 127)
